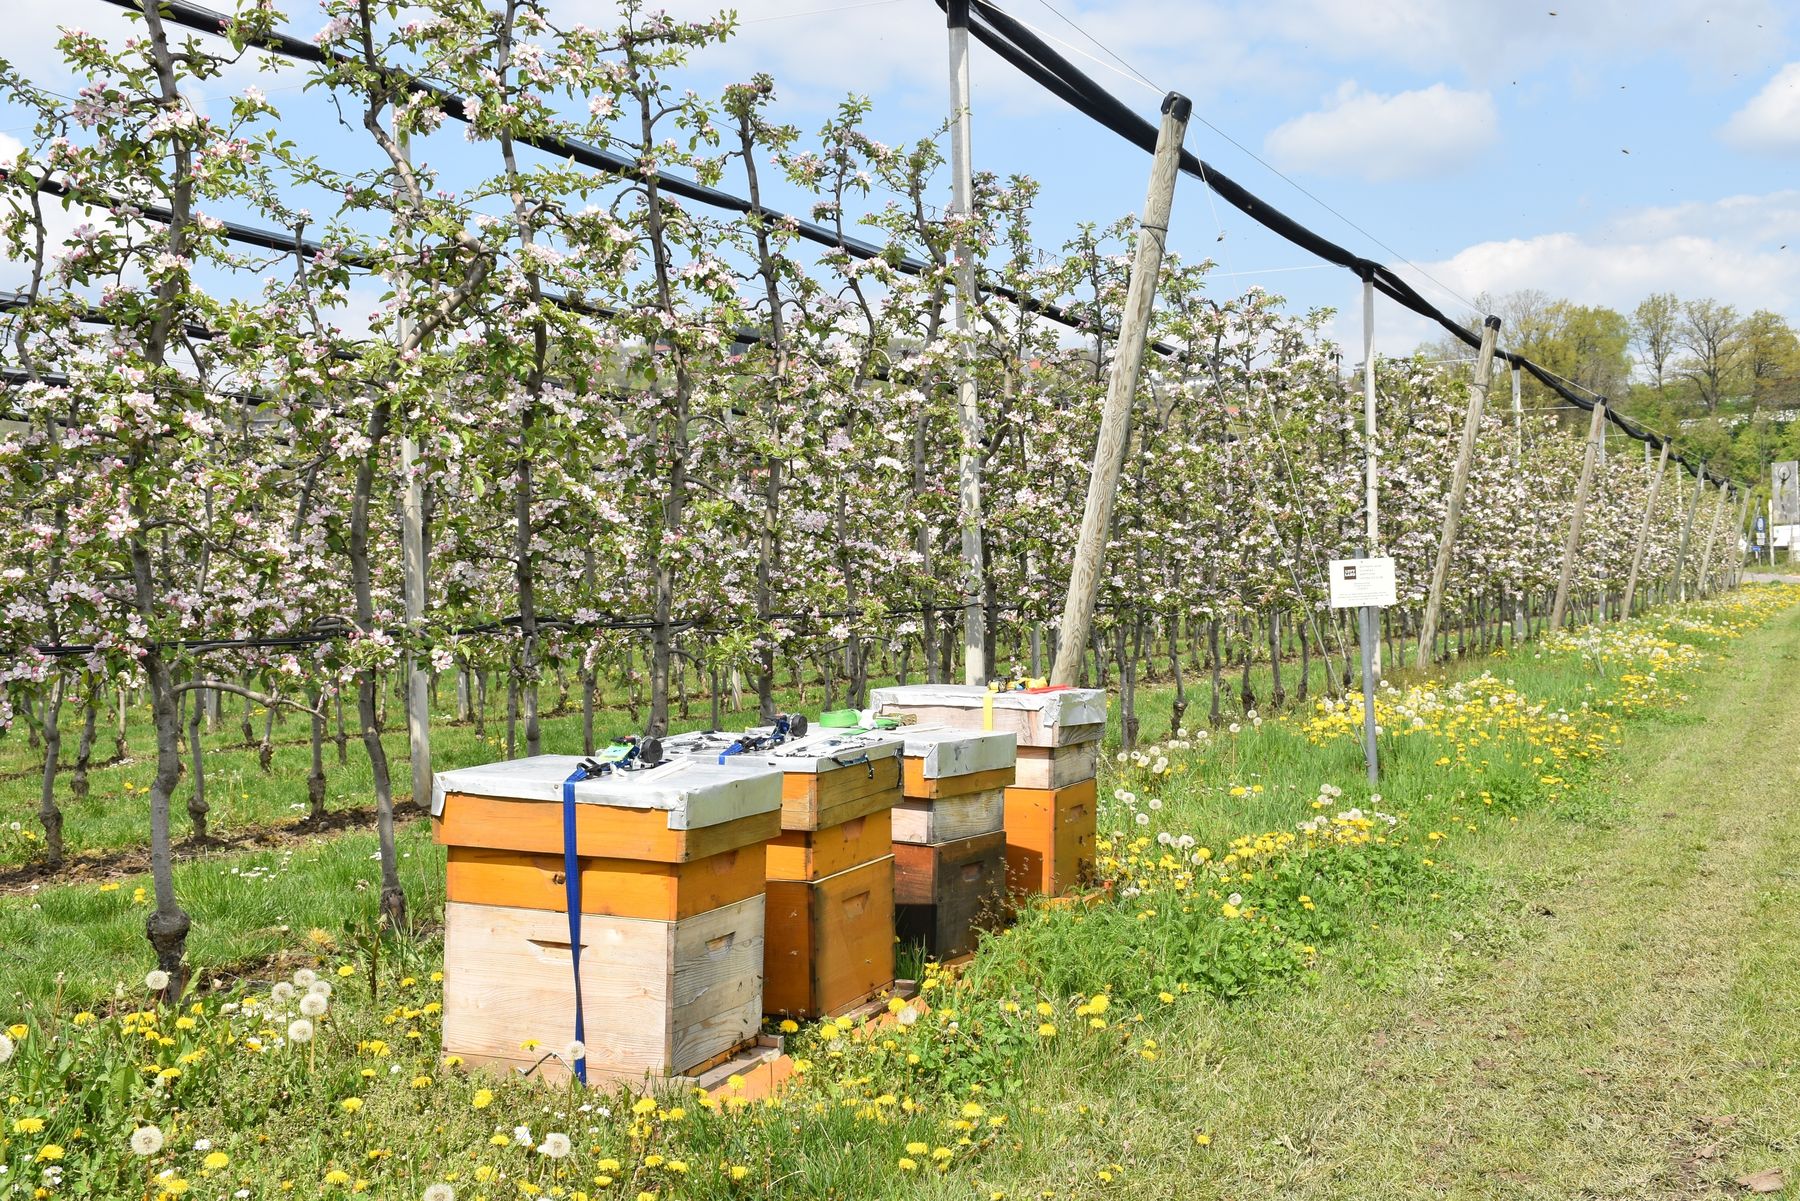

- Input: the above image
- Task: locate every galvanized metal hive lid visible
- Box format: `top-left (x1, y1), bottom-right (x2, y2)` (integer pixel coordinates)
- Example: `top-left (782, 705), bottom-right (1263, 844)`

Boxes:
top-left (431, 753), bottom-right (783, 830)
top-left (891, 725), bottom-right (1017, 778)
top-left (661, 726), bottom-right (905, 774)
top-left (867, 683), bottom-right (1108, 727)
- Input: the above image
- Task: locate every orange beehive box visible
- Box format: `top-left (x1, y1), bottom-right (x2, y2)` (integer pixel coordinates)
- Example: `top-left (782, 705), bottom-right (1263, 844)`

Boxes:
top-left (765, 810), bottom-right (892, 883)
top-left (762, 856), bottom-right (896, 1018)
top-left (1002, 779), bottom-right (1097, 898)
top-left (445, 844), bottom-right (765, 921)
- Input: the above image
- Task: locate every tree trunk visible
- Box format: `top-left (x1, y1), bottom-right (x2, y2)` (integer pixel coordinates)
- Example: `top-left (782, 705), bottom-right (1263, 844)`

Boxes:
top-left (185, 689), bottom-right (209, 841)
top-left (308, 685), bottom-right (327, 824)
top-left (36, 680), bottom-right (65, 869)
top-left (70, 681), bottom-right (98, 802)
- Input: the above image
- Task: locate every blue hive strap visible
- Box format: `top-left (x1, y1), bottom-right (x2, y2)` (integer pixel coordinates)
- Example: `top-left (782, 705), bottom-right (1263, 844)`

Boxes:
top-left (561, 766), bottom-right (589, 1085)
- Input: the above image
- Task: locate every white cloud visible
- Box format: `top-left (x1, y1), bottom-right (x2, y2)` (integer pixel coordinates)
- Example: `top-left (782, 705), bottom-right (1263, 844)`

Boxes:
top-left (1722, 62), bottom-right (1800, 155)
top-left (1263, 82), bottom-right (1498, 181)
top-left (1392, 191), bottom-right (1800, 328)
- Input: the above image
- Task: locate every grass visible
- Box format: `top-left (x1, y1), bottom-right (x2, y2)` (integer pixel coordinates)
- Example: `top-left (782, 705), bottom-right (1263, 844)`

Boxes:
top-left (0, 587), bottom-right (1795, 1199)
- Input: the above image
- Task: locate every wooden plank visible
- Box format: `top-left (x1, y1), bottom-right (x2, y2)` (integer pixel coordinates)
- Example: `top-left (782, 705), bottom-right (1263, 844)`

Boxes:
top-left (1014, 743), bottom-right (1099, 790)
top-left (900, 762), bottom-right (1015, 800)
top-left (446, 845), bottom-right (765, 921)
top-left (894, 832), bottom-right (1003, 958)
top-left (765, 810), bottom-right (892, 883)
top-left (891, 787), bottom-right (1005, 845)
top-left (778, 757), bottom-right (902, 832)
top-left (435, 795), bottom-right (779, 863)
top-left (892, 830), bottom-right (1005, 906)
top-left (442, 897), bottom-right (763, 1079)
top-left (763, 857), bottom-right (895, 1018)
top-left (1003, 779), bottom-right (1097, 898)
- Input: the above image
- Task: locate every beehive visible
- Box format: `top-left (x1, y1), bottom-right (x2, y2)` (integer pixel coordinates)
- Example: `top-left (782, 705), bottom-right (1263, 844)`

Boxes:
top-left (433, 755), bottom-right (782, 1083)
top-left (868, 683), bottom-right (1108, 749)
top-left (1001, 778), bottom-right (1097, 897)
top-left (662, 727), bottom-right (905, 1017)
top-left (872, 686), bottom-right (1106, 899)
top-left (888, 726), bottom-right (1015, 957)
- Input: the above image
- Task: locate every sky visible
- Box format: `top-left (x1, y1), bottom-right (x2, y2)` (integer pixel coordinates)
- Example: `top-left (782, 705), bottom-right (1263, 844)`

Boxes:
top-left (3, 0), bottom-right (1798, 359)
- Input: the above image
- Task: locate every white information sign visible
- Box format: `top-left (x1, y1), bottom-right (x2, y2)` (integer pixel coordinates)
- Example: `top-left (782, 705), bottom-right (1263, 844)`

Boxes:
top-left (1328, 557), bottom-right (1397, 609)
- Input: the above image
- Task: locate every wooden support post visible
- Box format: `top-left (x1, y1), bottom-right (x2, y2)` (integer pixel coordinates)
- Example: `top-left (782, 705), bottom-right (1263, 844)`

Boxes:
top-left (1696, 483), bottom-right (1729, 596)
top-left (1050, 93), bottom-right (1191, 687)
top-left (1730, 489), bottom-right (1751, 589)
top-left (1549, 400), bottom-right (1608, 631)
top-left (1415, 316), bottom-right (1500, 668)
top-left (946, 0), bottom-right (987, 685)
top-left (1670, 466), bottom-right (1707, 601)
top-left (1620, 441), bottom-right (1670, 617)
top-left (1510, 364), bottom-right (1526, 643)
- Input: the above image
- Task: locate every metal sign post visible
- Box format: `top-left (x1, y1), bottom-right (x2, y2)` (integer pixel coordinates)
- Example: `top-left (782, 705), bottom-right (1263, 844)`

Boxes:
top-left (1329, 557), bottom-right (1397, 784)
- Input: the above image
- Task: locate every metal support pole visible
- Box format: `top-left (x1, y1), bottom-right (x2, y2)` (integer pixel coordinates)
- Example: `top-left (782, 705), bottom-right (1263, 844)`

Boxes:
top-left (1362, 280), bottom-right (1382, 675)
top-left (1051, 93), bottom-right (1191, 686)
top-left (1357, 602), bottom-right (1379, 784)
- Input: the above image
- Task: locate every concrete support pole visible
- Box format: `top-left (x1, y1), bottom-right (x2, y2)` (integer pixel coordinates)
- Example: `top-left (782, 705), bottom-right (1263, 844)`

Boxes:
top-left (396, 124), bottom-right (432, 804)
top-left (947, 0), bottom-right (987, 685)
top-left (1415, 316), bottom-right (1501, 668)
top-left (1051, 93), bottom-right (1191, 686)
top-left (1621, 441), bottom-right (1670, 617)
top-left (1549, 400), bottom-right (1608, 631)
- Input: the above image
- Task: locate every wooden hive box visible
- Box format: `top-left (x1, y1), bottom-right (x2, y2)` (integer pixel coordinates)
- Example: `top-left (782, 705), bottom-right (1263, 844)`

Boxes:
top-left (870, 684), bottom-right (1108, 749)
top-left (1015, 742), bottom-right (1100, 790)
top-left (892, 787), bottom-right (1005, 845)
top-left (1002, 778), bottom-right (1097, 898)
top-left (443, 894), bottom-right (764, 1083)
top-left (895, 726), bottom-right (1016, 797)
top-left (763, 855), bottom-right (896, 1018)
top-left (432, 755), bottom-right (784, 1082)
top-left (893, 829), bottom-right (1006, 958)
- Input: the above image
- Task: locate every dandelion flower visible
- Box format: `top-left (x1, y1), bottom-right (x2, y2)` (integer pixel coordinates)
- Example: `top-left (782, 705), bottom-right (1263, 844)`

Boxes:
top-left (0, 1033), bottom-right (12, 1063)
top-left (272, 982), bottom-right (296, 1004)
top-left (471, 1089), bottom-right (494, 1110)
top-left (145, 969), bottom-right (171, 992)
top-left (563, 1040), bottom-right (586, 1062)
top-left (310, 980), bottom-right (333, 999)
top-left (895, 1006), bottom-right (919, 1027)
top-left (300, 993), bottom-right (329, 1019)
top-left (512, 1125), bottom-right (533, 1146)
top-left (202, 1152), bottom-right (229, 1171)
top-left (294, 968), bottom-right (318, 988)
top-left (340, 1098), bottom-right (363, 1113)
top-left (423, 1186), bottom-right (456, 1201)
top-left (287, 1019), bottom-right (314, 1044)
top-left (131, 1125), bottom-right (165, 1156)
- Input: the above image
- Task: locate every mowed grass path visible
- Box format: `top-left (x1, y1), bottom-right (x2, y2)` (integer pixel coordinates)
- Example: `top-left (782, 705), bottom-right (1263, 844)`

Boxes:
top-left (958, 604), bottom-right (1800, 1201)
